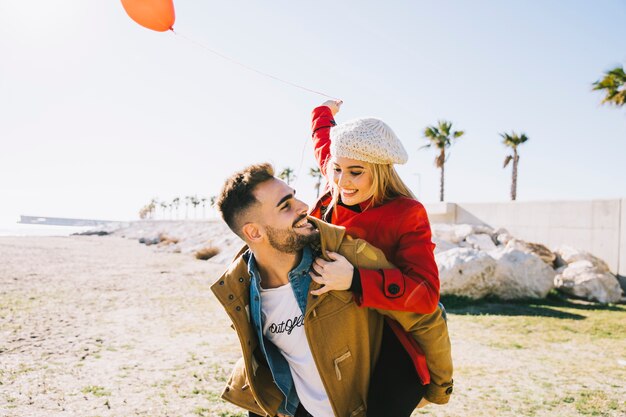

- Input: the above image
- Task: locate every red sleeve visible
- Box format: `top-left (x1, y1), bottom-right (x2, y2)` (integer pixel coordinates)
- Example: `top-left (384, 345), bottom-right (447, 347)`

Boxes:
top-left (356, 202), bottom-right (440, 313)
top-left (311, 106), bottom-right (336, 177)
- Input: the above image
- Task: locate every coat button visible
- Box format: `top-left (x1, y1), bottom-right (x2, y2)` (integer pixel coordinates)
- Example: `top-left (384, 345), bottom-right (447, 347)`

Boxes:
top-left (388, 284), bottom-right (400, 295)
top-left (225, 387), bottom-right (230, 392)
top-left (219, 280), bottom-right (224, 285)
top-left (239, 277), bottom-right (244, 282)
top-left (228, 294), bottom-right (234, 300)
top-left (236, 306), bottom-right (242, 311)
top-left (445, 386), bottom-right (453, 395)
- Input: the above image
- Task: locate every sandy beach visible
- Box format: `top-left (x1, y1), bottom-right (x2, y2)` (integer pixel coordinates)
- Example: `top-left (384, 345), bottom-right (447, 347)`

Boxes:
top-left (1, 235), bottom-right (625, 417)
top-left (0, 236), bottom-right (242, 417)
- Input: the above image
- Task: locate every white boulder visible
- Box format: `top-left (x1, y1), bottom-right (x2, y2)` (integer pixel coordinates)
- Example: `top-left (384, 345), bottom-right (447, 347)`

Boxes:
top-left (432, 237), bottom-right (458, 254)
top-left (554, 260), bottom-right (623, 304)
top-left (465, 233), bottom-right (497, 251)
top-left (555, 246), bottom-right (610, 273)
top-left (506, 239), bottom-right (556, 266)
top-left (496, 233), bottom-right (513, 245)
top-left (436, 248), bottom-right (497, 299)
top-left (489, 248), bottom-right (556, 299)
top-left (431, 223), bottom-right (494, 244)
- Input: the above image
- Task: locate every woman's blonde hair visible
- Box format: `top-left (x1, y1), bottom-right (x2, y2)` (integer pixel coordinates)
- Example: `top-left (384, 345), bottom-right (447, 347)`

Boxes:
top-left (326, 161), bottom-right (415, 219)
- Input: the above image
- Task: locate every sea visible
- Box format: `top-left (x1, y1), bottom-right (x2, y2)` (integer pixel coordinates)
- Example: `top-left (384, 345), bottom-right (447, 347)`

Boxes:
top-left (0, 223), bottom-right (95, 237)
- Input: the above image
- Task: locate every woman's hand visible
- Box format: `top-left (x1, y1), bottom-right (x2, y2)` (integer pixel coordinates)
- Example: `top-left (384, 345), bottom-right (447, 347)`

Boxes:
top-left (321, 100), bottom-right (343, 116)
top-left (310, 251), bottom-right (353, 295)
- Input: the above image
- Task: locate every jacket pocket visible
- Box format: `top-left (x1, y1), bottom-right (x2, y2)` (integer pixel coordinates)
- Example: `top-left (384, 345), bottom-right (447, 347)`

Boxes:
top-left (333, 347), bottom-right (353, 381)
top-left (222, 359), bottom-right (265, 415)
top-left (333, 350), bottom-right (352, 381)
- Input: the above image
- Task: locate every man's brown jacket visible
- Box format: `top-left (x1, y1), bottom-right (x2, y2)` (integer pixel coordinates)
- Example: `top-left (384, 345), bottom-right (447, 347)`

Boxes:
top-left (211, 217), bottom-right (453, 417)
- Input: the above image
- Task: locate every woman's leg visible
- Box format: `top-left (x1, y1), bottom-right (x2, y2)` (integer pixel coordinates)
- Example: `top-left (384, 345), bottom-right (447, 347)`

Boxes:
top-left (249, 402), bottom-right (313, 417)
top-left (366, 321), bottom-right (426, 417)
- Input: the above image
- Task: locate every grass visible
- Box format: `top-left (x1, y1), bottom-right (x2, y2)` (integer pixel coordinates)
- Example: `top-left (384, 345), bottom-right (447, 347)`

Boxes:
top-left (81, 385), bottom-right (111, 397)
top-left (194, 246), bottom-right (220, 261)
top-left (410, 293), bottom-right (626, 417)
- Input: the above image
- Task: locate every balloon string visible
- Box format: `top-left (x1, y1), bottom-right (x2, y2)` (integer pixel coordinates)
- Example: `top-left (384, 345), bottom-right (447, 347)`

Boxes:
top-left (170, 29), bottom-right (340, 101)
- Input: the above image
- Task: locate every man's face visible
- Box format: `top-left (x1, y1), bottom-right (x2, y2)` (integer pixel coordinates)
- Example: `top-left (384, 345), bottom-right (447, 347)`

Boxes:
top-left (252, 178), bottom-right (319, 253)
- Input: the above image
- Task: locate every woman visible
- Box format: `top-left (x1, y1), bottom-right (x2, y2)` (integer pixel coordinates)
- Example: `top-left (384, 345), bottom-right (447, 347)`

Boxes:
top-left (308, 101), bottom-right (446, 417)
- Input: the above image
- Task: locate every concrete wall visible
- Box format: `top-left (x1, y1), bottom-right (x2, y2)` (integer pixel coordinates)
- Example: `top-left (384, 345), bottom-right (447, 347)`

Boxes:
top-left (425, 199), bottom-right (624, 280)
top-left (617, 198), bottom-right (626, 282)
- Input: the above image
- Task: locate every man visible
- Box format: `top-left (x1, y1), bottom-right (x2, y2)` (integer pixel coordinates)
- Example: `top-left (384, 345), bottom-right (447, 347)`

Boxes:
top-left (211, 163), bottom-right (453, 417)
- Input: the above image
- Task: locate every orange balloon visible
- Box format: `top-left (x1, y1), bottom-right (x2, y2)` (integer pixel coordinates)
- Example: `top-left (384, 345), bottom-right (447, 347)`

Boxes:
top-left (121, 0), bottom-right (175, 32)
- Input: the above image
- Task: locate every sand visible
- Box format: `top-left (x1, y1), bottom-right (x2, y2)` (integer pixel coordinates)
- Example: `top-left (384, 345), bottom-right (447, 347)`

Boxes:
top-left (0, 236), bottom-right (242, 417)
top-left (1, 235), bottom-right (624, 417)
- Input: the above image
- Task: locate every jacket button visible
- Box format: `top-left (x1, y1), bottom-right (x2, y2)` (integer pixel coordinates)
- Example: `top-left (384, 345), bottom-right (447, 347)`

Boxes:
top-left (219, 280), bottom-right (224, 285)
top-left (388, 284), bottom-right (400, 295)
top-left (225, 387), bottom-right (230, 392)
top-left (228, 294), bottom-right (234, 300)
top-left (239, 277), bottom-right (244, 282)
top-left (236, 306), bottom-right (242, 311)
top-left (445, 386), bottom-right (453, 395)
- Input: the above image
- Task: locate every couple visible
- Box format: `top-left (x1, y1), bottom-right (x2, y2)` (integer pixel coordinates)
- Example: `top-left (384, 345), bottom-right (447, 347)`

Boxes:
top-left (211, 102), bottom-right (453, 417)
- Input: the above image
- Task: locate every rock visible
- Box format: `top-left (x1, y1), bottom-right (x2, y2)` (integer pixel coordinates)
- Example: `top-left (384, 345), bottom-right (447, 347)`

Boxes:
top-left (436, 248), bottom-right (497, 299)
top-left (506, 239), bottom-right (556, 266)
top-left (555, 246), bottom-right (610, 273)
top-left (496, 232), bottom-right (513, 246)
top-left (431, 224), bottom-right (464, 244)
top-left (431, 224), bottom-right (493, 244)
top-left (554, 260), bottom-right (623, 304)
top-left (73, 230), bottom-right (109, 236)
top-left (489, 247), bottom-right (555, 299)
top-left (139, 236), bottom-right (159, 246)
top-left (465, 233), bottom-right (497, 251)
top-left (432, 237), bottom-right (458, 254)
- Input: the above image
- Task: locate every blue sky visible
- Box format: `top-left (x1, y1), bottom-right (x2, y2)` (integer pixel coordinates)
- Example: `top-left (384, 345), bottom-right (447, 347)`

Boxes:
top-left (1, 0), bottom-right (625, 225)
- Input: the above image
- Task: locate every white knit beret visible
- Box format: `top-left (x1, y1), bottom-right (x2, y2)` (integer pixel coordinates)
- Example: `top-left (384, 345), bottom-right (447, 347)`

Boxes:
top-left (330, 118), bottom-right (408, 165)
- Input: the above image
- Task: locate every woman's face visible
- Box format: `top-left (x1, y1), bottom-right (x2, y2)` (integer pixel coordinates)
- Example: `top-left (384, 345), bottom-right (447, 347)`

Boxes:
top-left (331, 156), bottom-right (374, 206)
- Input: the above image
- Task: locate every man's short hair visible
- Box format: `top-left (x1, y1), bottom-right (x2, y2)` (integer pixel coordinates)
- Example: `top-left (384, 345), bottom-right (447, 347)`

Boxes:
top-left (217, 163), bottom-right (275, 237)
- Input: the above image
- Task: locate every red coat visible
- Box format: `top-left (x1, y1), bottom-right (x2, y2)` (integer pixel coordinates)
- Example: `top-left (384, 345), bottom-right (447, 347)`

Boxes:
top-left (309, 105), bottom-right (441, 383)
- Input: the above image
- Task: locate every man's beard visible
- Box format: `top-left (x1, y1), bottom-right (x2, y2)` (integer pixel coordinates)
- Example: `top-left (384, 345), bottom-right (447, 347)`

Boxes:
top-left (265, 218), bottom-right (320, 253)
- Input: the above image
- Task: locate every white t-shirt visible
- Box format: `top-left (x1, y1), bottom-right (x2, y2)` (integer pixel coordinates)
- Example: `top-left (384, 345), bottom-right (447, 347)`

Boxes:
top-left (260, 282), bottom-right (334, 417)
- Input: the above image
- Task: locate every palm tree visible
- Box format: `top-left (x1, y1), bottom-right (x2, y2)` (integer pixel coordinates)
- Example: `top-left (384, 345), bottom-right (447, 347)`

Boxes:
top-left (159, 201), bottom-right (168, 220)
top-left (422, 121), bottom-right (465, 202)
top-left (191, 195), bottom-right (200, 219)
top-left (278, 167), bottom-right (296, 185)
top-left (592, 66), bottom-right (626, 107)
top-left (309, 167), bottom-right (323, 198)
top-left (139, 204), bottom-right (149, 220)
top-left (201, 197), bottom-right (207, 219)
top-left (209, 195), bottom-right (217, 218)
top-left (184, 196), bottom-right (192, 219)
top-left (500, 131), bottom-right (529, 201)
top-left (172, 197), bottom-right (180, 219)
top-left (148, 198), bottom-right (158, 219)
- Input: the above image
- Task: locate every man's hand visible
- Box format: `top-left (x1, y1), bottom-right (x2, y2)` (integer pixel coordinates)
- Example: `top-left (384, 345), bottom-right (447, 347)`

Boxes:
top-left (321, 100), bottom-right (343, 116)
top-left (417, 398), bottom-right (431, 408)
top-left (310, 251), bottom-right (353, 295)
top-left (277, 413), bottom-right (289, 417)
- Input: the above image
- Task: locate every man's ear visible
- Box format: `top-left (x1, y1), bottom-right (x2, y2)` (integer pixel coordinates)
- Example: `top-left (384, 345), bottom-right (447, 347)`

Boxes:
top-left (241, 222), bottom-right (262, 243)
